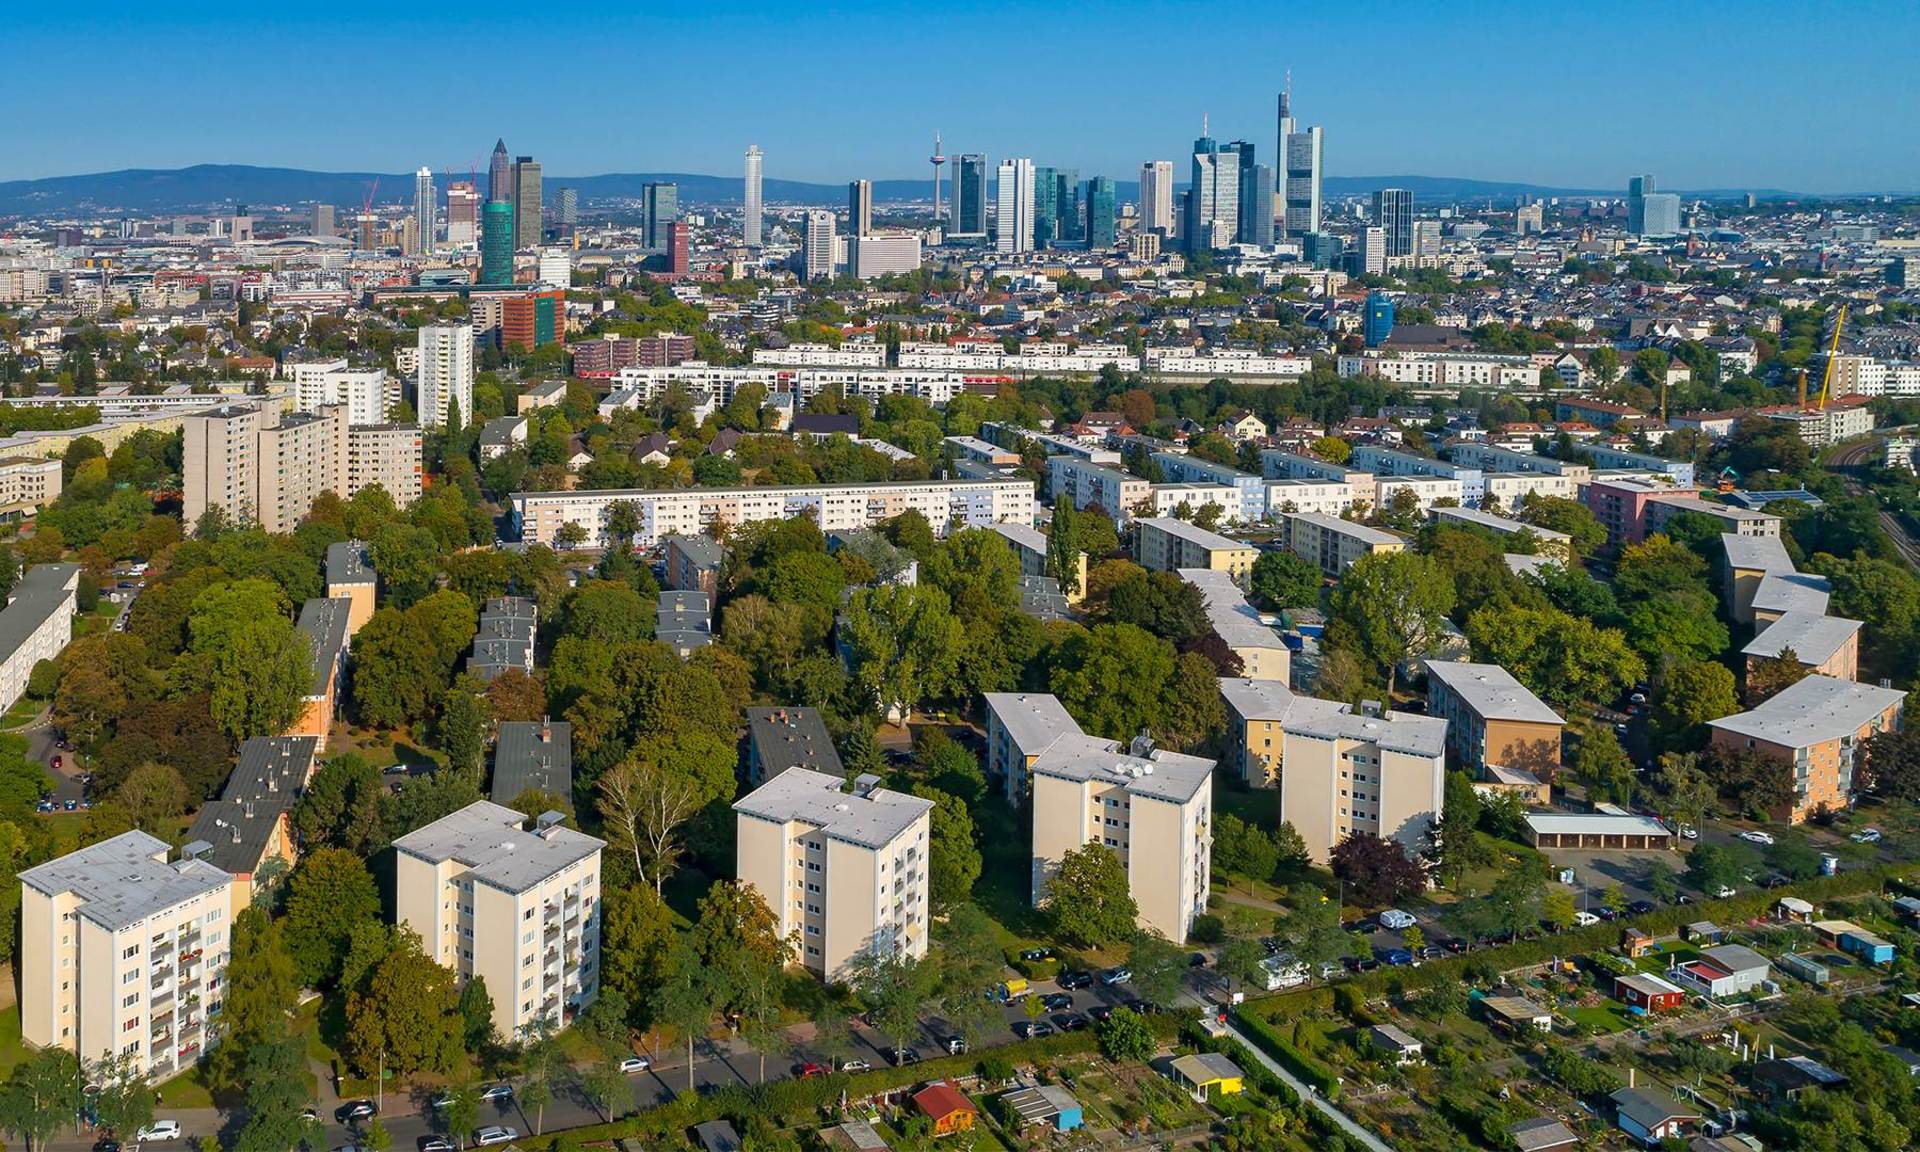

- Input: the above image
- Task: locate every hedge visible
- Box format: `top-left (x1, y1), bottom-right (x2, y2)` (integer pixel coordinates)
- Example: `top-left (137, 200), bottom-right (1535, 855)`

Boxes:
top-left (1226, 1008), bottom-right (1343, 1100)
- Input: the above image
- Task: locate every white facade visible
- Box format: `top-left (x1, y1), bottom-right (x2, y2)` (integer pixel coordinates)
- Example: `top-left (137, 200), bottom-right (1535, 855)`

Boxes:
top-left (743, 145), bottom-right (764, 247)
top-left (537, 248), bottom-right (571, 288)
top-left (291, 363), bottom-right (397, 426)
top-left (416, 324), bottom-right (474, 429)
top-left (803, 210), bottom-right (836, 281)
top-left (0, 563), bottom-right (79, 715)
top-left (1139, 160), bottom-right (1174, 233)
top-left (513, 478), bottom-right (1036, 549)
top-left (848, 234), bottom-right (923, 279)
top-left (995, 158), bottom-right (1035, 254)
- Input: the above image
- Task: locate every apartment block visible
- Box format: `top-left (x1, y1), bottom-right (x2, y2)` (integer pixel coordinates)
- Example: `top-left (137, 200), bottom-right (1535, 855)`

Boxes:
top-left (19, 831), bottom-right (234, 1079)
top-left (1048, 456), bottom-right (1148, 521)
top-left (0, 456), bottom-right (63, 515)
top-left (984, 692), bottom-right (1083, 802)
top-left (1642, 494), bottom-right (1779, 541)
top-left (185, 736), bottom-right (317, 910)
top-left (1178, 568), bottom-right (1289, 682)
top-left (1029, 725), bottom-right (1213, 944)
top-left (288, 360), bottom-right (398, 425)
top-left (1429, 505), bottom-right (1573, 562)
top-left (662, 533), bottom-right (724, 596)
top-left (746, 706), bottom-right (843, 785)
top-left (416, 325), bottom-right (474, 429)
top-left (993, 522), bottom-right (1085, 603)
top-left (1581, 477), bottom-right (1698, 547)
top-left (1722, 533), bottom-right (1800, 625)
top-left (491, 721), bottom-right (573, 810)
top-left (469, 597), bottom-right (536, 681)
top-left (734, 768), bottom-right (932, 979)
top-left (324, 540), bottom-right (377, 636)
top-left (1264, 477), bottom-right (1359, 518)
top-left (1350, 445), bottom-right (1484, 505)
top-left (1132, 517), bottom-right (1256, 578)
top-left (1708, 675), bottom-right (1904, 823)
top-left (289, 598), bottom-right (351, 746)
top-left (184, 404), bottom-right (420, 534)
top-left (1283, 511), bottom-right (1405, 577)
top-left (0, 563), bottom-right (79, 715)
top-left (393, 801), bottom-right (604, 1039)
top-left (1150, 451), bottom-right (1265, 523)
top-left (512, 479), bottom-right (1035, 550)
top-left (1741, 611), bottom-right (1864, 687)
top-left (1424, 661), bottom-right (1564, 777)
top-left (1217, 679), bottom-right (1445, 864)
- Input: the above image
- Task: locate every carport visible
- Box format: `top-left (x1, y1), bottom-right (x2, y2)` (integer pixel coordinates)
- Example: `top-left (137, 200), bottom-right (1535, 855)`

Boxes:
top-left (1524, 811), bottom-right (1674, 851)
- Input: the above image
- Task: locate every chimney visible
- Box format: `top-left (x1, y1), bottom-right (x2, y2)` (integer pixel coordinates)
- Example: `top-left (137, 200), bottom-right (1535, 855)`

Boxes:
top-left (1360, 699), bottom-right (1384, 718)
top-left (1629, 1068), bottom-right (1635, 1088)
top-left (540, 714), bottom-right (552, 744)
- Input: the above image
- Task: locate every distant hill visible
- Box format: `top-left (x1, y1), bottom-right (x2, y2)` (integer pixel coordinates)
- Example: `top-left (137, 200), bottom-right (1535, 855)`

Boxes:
top-left (0, 162), bottom-right (1812, 215)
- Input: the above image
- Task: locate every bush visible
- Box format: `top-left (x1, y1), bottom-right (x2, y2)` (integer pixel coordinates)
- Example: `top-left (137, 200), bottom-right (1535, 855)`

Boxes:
top-left (1229, 1008), bottom-right (1342, 1100)
top-left (1188, 913), bottom-right (1226, 944)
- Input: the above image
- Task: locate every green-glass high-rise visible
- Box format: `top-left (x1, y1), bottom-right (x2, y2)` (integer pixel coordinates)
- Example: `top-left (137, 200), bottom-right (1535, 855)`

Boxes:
top-left (481, 201), bottom-right (514, 285)
top-left (1084, 177), bottom-right (1116, 249)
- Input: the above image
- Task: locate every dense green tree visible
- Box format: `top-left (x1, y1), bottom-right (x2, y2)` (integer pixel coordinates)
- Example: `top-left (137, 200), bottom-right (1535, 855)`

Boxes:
top-left (911, 784), bottom-right (982, 910)
top-left (232, 1035), bottom-right (320, 1152)
top-left (1045, 844), bottom-right (1138, 948)
top-left (1568, 724), bottom-right (1636, 805)
top-left (0, 1047), bottom-right (83, 1152)
top-left (840, 584), bottom-right (964, 719)
top-left (293, 754), bottom-right (387, 853)
top-left (1097, 1007), bottom-right (1156, 1062)
top-left (1049, 622), bottom-right (1175, 741)
top-left (1466, 605), bottom-right (1644, 710)
top-left (1653, 659), bottom-right (1739, 751)
top-left (343, 931), bottom-right (465, 1077)
top-left (211, 905), bottom-right (299, 1088)
top-left (1248, 549), bottom-right (1321, 610)
top-left (282, 847), bottom-right (383, 988)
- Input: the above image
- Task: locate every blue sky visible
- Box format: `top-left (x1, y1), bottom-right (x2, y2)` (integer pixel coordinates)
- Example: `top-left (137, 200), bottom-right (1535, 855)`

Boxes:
top-left (5, 1), bottom-right (1917, 192)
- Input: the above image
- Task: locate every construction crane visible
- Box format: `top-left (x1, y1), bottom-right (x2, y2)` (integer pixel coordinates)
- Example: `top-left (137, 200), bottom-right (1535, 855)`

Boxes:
top-left (356, 176), bottom-right (380, 251)
top-left (1816, 303), bottom-right (1849, 411)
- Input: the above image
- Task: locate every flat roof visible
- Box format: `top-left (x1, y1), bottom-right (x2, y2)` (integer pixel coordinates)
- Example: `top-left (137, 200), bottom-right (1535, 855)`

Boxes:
top-left (1653, 495), bottom-right (1777, 523)
top-left (0, 563), bottom-right (78, 662)
top-left (1218, 677), bottom-right (1297, 722)
top-left (993, 520), bottom-right (1053, 556)
top-left (1707, 674), bottom-right (1905, 749)
top-left (1170, 1052), bottom-right (1243, 1083)
top-left (732, 767), bottom-right (933, 850)
top-left (1178, 568), bottom-right (1285, 652)
top-left (1282, 695), bottom-right (1448, 758)
top-left (391, 800), bottom-right (603, 893)
top-left (492, 721), bottom-right (573, 807)
top-left (663, 533), bottom-right (724, 569)
top-left (1721, 532), bottom-right (1795, 574)
top-left (18, 830), bottom-right (230, 931)
top-left (1030, 729), bottom-right (1215, 805)
top-left (1524, 810), bottom-right (1672, 838)
top-left (1285, 510), bottom-right (1406, 547)
top-left (325, 539), bottom-right (375, 586)
top-left (1426, 660), bottom-right (1563, 726)
top-left (985, 692), bottom-right (1080, 755)
top-left (1742, 611), bottom-right (1862, 665)
top-left (1751, 571), bottom-right (1831, 617)
top-left (747, 707), bottom-right (843, 780)
top-left (1432, 505), bottom-right (1571, 543)
top-left (1134, 516), bottom-right (1252, 554)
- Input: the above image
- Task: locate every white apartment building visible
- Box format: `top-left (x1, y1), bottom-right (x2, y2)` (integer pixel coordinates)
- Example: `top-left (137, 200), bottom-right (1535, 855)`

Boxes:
top-left (288, 360), bottom-right (398, 426)
top-left (1143, 349), bottom-right (1313, 377)
top-left (1047, 456), bottom-right (1149, 521)
top-left (733, 768), bottom-right (933, 980)
top-left (0, 563), bottom-right (79, 715)
top-left (19, 831), bottom-right (234, 1079)
top-left (1264, 477), bottom-right (1358, 518)
top-left (1373, 475), bottom-right (1465, 516)
top-left (802, 212), bottom-right (836, 281)
top-left (1178, 568), bottom-right (1289, 682)
top-left (608, 364), bottom-right (977, 409)
top-left (1482, 471), bottom-right (1581, 508)
top-left (1147, 482), bottom-right (1244, 520)
top-left (393, 802), bottom-right (604, 1040)
top-left (1217, 680), bottom-right (1447, 864)
top-left (417, 324), bottom-right (474, 429)
top-left (750, 343), bottom-right (887, 369)
top-left (346, 424), bottom-right (425, 507)
top-left (1337, 350), bottom-right (1538, 389)
top-left (512, 478), bottom-right (1035, 549)
top-left (0, 456), bottom-right (63, 515)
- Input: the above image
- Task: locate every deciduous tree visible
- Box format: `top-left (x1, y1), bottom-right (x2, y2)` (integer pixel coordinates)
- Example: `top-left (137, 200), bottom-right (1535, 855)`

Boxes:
top-left (1044, 844), bottom-right (1138, 948)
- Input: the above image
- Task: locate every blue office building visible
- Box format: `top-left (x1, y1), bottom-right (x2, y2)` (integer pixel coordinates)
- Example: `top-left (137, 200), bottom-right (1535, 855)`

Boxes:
top-left (1084, 177), bottom-right (1116, 249)
top-left (1363, 291), bottom-right (1395, 348)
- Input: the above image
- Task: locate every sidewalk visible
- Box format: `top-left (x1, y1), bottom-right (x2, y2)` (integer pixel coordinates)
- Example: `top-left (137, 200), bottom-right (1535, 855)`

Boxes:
top-left (1222, 1021), bottom-right (1392, 1152)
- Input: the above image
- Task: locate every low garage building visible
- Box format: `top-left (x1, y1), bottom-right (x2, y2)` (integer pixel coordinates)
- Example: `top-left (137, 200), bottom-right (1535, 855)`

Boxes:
top-left (1524, 808), bottom-right (1674, 850)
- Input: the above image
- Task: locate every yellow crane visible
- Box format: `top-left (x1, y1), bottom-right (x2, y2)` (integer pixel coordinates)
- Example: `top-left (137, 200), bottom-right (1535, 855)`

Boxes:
top-left (1816, 303), bottom-right (1849, 411)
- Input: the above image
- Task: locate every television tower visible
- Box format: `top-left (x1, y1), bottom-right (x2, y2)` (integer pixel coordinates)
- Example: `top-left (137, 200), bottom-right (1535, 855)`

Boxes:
top-left (929, 131), bottom-right (947, 226)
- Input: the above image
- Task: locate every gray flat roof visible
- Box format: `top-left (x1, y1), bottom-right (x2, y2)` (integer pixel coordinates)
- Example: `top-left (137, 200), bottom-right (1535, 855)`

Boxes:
top-left (992, 521), bottom-right (1049, 555)
top-left (664, 533), bottom-right (724, 569)
top-left (1721, 532), bottom-right (1795, 574)
top-left (492, 721), bottom-right (573, 807)
top-left (1426, 661), bottom-right (1563, 725)
top-left (1708, 673), bottom-right (1905, 748)
top-left (1525, 811), bottom-right (1672, 838)
top-left (391, 800), bottom-right (604, 893)
top-left (18, 829), bottom-right (230, 931)
top-left (1751, 571), bottom-right (1831, 617)
top-left (1178, 568), bottom-right (1285, 652)
top-left (732, 767), bottom-right (932, 850)
top-left (1282, 695), bottom-right (1448, 758)
top-left (1029, 730), bottom-right (1214, 805)
top-left (1432, 505), bottom-right (1571, 543)
top-left (985, 692), bottom-right (1080, 756)
top-left (1218, 677), bottom-right (1297, 722)
top-left (324, 539), bottom-right (375, 586)
top-left (1742, 611), bottom-right (1862, 665)
top-left (186, 735), bottom-right (317, 875)
top-left (0, 563), bottom-right (78, 662)
top-left (1134, 516), bottom-right (1250, 553)
top-left (747, 707), bottom-right (843, 780)
top-left (1286, 511), bottom-right (1405, 547)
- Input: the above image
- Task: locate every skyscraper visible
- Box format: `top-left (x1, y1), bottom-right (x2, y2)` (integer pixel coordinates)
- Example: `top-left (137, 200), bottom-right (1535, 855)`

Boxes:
top-left (488, 139), bottom-right (511, 203)
top-left (1279, 88), bottom-right (1324, 237)
top-left (1353, 226), bottom-right (1386, 275)
top-left (642, 182), bottom-right (678, 250)
top-left (1054, 168), bottom-right (1082, 245)
top-left (803, 210), bottom-right (836, 281)
top-left (1139, 161), bottom-right (1174, 235)
top-left (481, 201), bottom-right (515, 285)
top-left (994, 158), bottom-right (1035, 254)
top-left (667, 221), bottom-right (690, 276)
top-left (417, 325), bottom-right (474, 430)
top-left (446, 182), bottom-right (478, 246)
top-left (1033, 166), bottom-right (1060, 247)
top-left (311, 203), bottom-right (335, 238)
top-left (413, 168), bottom-right (435, 255)
top-left (743, 145), bottom-right (764, 247)
top-left (1239, 164), bottom-right (1275, 247)
top-left (952, 154), bottom-right (988, 238)
top-left (1084, 176), bottom-right (1116, 249)
top-left (1363, 291), bottom-right (1395, 348)
top-left (556, 187), bottom-right (578, 230)
top-left (848, 179), bottom-right (872, 238)
top-left (1628, 174), bottom-right (1679, 236)
top-left (1189, 124), bottom-right (1244, 251)
top-left (511, 157), bottom-right (542, 249)
top-left (1373, 188), bottom-right (1413, 257)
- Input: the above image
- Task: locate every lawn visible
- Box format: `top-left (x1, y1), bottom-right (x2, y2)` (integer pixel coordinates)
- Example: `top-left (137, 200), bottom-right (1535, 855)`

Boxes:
top-left (1566, 1002), bottom-right (1635, 1035)
top-left (0, 696), bottom-right (42, 730)
top-left (156, 1066), bottom-right (218, 1109)
top-left (0, 1005), bottom-right (28, 1075)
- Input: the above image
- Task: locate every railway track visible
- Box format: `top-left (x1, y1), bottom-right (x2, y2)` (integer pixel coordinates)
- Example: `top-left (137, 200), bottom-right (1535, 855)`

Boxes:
top-left (1829, 434), bottom-right (1920, 569)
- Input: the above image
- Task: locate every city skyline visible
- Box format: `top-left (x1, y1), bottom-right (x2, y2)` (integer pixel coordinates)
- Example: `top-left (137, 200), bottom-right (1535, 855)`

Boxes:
top-left (4, 1), bottom-right (1917, 194)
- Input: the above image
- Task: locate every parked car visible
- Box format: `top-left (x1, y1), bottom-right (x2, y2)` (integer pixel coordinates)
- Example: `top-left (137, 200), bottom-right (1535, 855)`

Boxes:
top-left (92, 1139), bottom-right (120, 1152)
top-left (1852, 828), bottom-right (1883, 844)
top-left (1015, 1021), bottom-right (1054, 1040)
top-left (1018, 947), bottom-right (1052, 962)
top-left (1713, 884), bottom-right (1737, 898)
top-left (1679, 824), bottom-right (1699, 840)
top-left (1057, 970), bottom-right (1093, 990)
top-left (1123, 998), bottom-right (1155, 1015)
top-left (1737, 830), bottom-right (1775, 846)
top-left (418, 1139), bottom-right (455, 1152)
top-left (618, 1056), bottom-right (651, 1074)
top-left (1100, 967), bottom-right (1132, 986)
top-left (890, 1048), bottom-right (921, 1067)
top-left (136, 1122), bottom-right (181, 1142)
top-left (339, 1102), bottom-right (377, 1122)
top-left (944, 1036), bottom-right (968, 1055)
top-left (1628, 900), bottom-right (1656, 915)
top-left (839, 1059), bottom-right (871, 1073)
top-left (478, 1084), bottom-right (512, 1102)
top-left (1039, 992), bottom-right (1073, 1011)
top-left (50, 755), bottom-right (61, 770)
top-left (1376, 948), bottom-right (1414, 966)
top-left (794, 1062), bottom-right (827, 1078)
top-left (1052, 1012), bottom-right (1088, 1032)
top-left (1188, 952), bottom-right (1209, 968)
top-left (1379, 909), bottom-right (1417, 930)
top-left (1574, 911), bottom-right (1600, 927)
top-left (1088, 1004), bottom-right (1115, 1023)
top-left (1347, 917), bottom-right (1379, 934)
top-left (473, 1127), bottom-right (518, 1147)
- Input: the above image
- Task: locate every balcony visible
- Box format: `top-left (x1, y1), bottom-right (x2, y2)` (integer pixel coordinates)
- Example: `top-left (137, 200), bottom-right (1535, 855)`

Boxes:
top-left (179, 930), bottom-right (201, 949)
top-left (544, 921), bottom-right (561, 941)
top-left (150, 967), bottom-right (174, 990)
top-left (151, 940), bottom-right (173, 960)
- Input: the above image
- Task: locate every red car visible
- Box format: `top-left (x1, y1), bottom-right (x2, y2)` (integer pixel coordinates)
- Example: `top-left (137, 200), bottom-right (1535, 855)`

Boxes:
top-left (795, 1062), bottom-right (827, 1079)
top-left (50, 756), bottom-right (61, 770)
